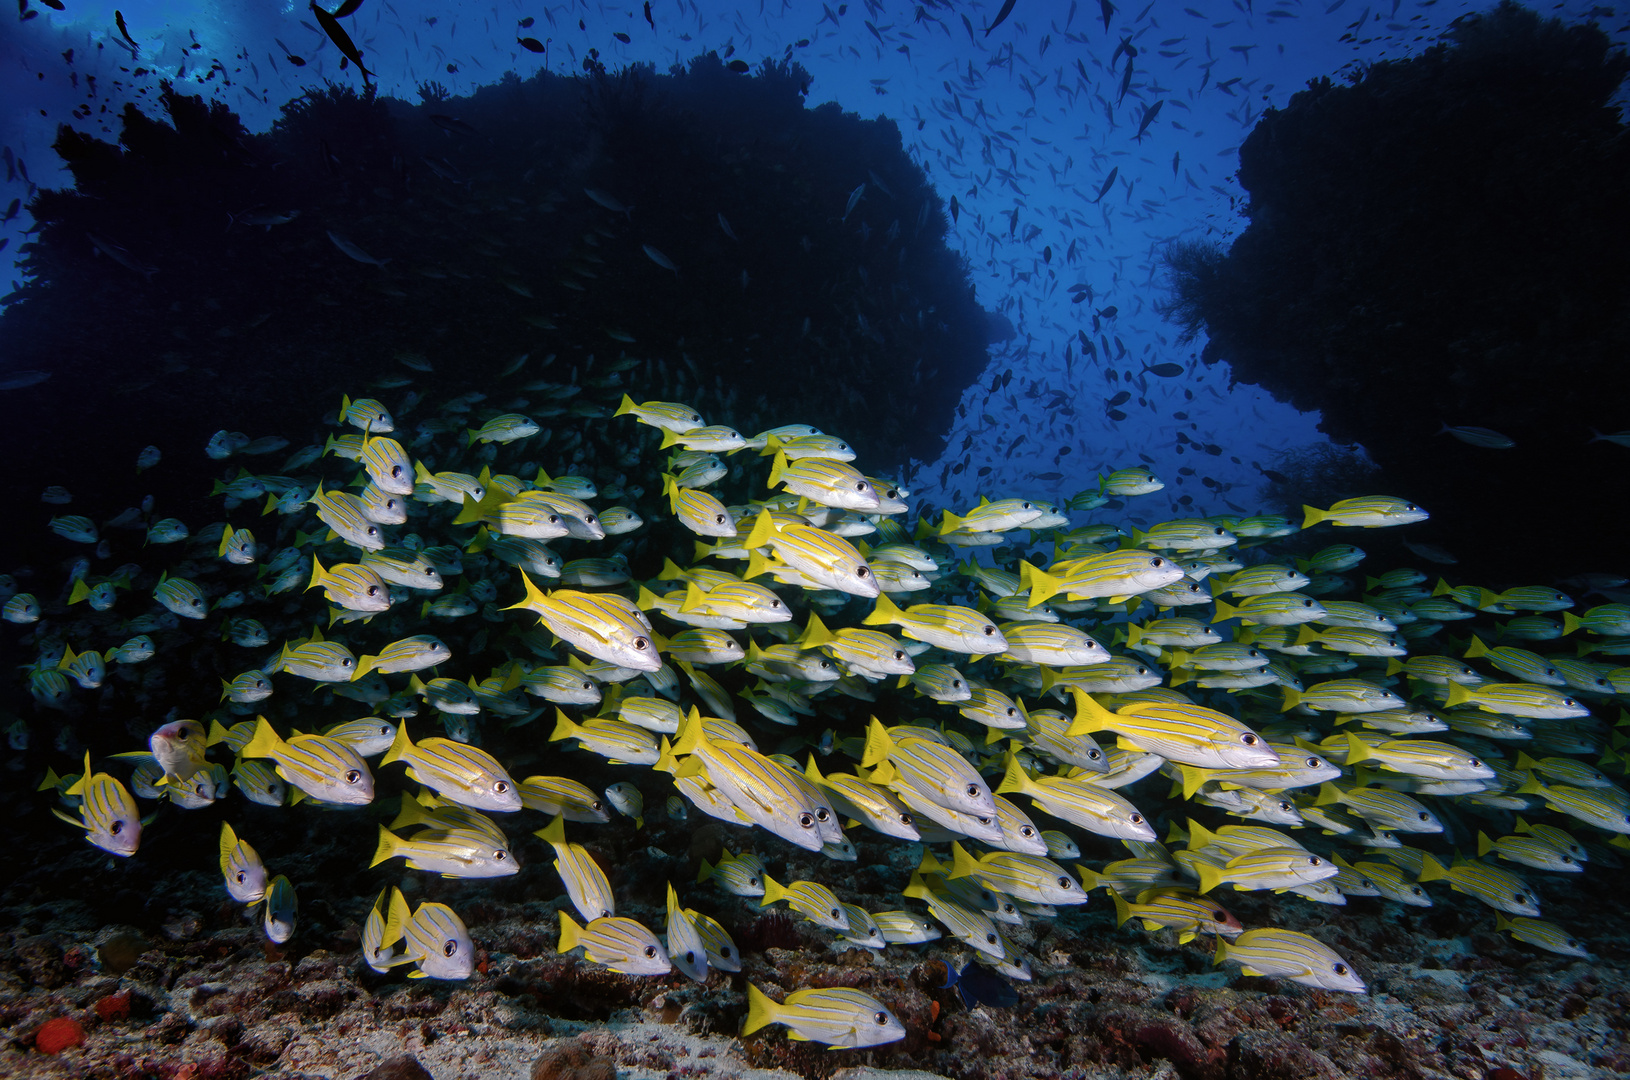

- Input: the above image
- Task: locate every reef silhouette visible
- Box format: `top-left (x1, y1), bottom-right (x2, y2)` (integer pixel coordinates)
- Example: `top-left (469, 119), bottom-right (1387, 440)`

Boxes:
top-left (0, 53), bottom-right (988, 573)
top-left (1160, 2), bottom-right (1630, 580)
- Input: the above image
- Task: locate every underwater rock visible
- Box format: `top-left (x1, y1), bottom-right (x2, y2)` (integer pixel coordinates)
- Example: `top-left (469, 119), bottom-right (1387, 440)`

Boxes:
top-left (1159, 2), bottom-right (1630, 579)
top-left (0, 55), bottom-right (988, 562)
top-left (359, 1054), bottom-right (436, 1080)
top-left (530, 1038), bottom-right (615, 1080)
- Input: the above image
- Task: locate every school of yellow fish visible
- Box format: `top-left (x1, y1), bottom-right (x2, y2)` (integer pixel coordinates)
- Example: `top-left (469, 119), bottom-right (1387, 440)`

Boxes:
top-left (10, 365), bottom-right (1630, 1047)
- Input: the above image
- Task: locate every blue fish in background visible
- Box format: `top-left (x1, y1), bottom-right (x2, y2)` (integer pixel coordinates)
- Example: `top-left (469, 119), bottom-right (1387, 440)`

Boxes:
top-left (941, 959), bottom-right (1020, 1009)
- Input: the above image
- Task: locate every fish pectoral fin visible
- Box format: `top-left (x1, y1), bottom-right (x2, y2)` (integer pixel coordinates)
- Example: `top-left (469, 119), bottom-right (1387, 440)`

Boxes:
top-left (51, 807), bottom-right (89, 830)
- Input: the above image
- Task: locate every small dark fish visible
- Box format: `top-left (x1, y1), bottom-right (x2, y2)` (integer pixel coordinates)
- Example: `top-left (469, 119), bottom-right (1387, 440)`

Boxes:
top-left (430, 114), bottom-right (481, 137)
top-left (727, 59), bottom-right (750, 73)
top-left (1, 199), bottom-right (18, 224)
top-left (115, 10), bottom-right (140, 53)
top-left (519, 17), bottom-right (534, 28)
top-left (310, 1), bottom-right (373, 79)
top-left (518, 37), bottom-right (545, 53)
top-left (985, 0), bottom-right (1019, 34)
top-left (333, 0), bottom-right (365, 16)
top-left (40, 0), bottom-right (66, 10)
top-left (0, 369), bottom-right (50, 390)
top-left (1100, 0), bottom-right (1115, 31)
top-left (1135, 99), bottom-right (1165, 142)
top-left (1107, 391), bottom-right (1131, 407)
top-left (949, 195), bottom-right (959, 223)
top-left (287, 54), bottom-right (307, 66)
top-left (1098, 306), bottom-right (1118, 318)
top-left (1094, 168), bottom-right (1118, 203)
top-left (1107, 409), bottom-right (1127, 421)
top-left (943, 961), bottom-right (1019, 1008)
top-left (613, 31), bottom-right (631, 43)
top-left (1143, 363), bottom-right (1182, 377)
top-left (643, 2), bottom-right (654, 29)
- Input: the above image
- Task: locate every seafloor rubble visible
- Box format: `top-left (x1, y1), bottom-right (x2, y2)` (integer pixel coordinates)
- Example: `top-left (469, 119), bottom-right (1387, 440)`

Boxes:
top-left (2, 808), bottom-right (1625, 1080)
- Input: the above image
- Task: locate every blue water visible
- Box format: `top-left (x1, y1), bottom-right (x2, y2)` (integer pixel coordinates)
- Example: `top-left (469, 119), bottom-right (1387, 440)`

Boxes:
top-left (5, 0), bottom-right (1621, 511)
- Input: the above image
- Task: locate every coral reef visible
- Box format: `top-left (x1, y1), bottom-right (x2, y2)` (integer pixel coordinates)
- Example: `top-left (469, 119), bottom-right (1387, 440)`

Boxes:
top-left (1159, 2), bottom-right (1630, 580)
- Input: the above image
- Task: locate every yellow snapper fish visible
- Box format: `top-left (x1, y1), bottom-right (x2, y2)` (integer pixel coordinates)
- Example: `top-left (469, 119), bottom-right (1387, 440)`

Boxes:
top-left (308, 555), bottom-right (391, 613)
top-left (1301, 496), bottom-right (1429, 529)
top-left (744, 511), bottom-right (880, 597)
top-left (558, 913), bottom-right (670, 975)
top-left (377, 890), bottom-right (475, 979)
top-left (239, 717), bottom-right (375, 805)
top-left (54, 753), bottom-right (142, 857)
top-left (1214, 929), bottom-right (1366, 993)
top-left (381, 724), bottom-right (522, 811)
top-left (1067, 689), bottom-right (1279, 770)
top-left (743, 983), bottom-right (905, 1049)
top-left (535, 814), bottom-right (616, 920)
top-left (219, 822), bottom-right (268, 904)
top-left (506, 576), bottom-right (662, 671)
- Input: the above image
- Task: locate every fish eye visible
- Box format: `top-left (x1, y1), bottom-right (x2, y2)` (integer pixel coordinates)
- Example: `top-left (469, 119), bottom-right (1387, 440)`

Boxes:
top-left (1469, 758), bottom-right (1481, 767)
top-left (1418, 812), bottom-right (1430, 821)
top-left (1279, 802), bottom-right (1293, 812)
top-left (1021, 826), bottom-right (1035, 838)
top-left (771, 599), bottom-right (783, 608)
top-left (495, 850), bottom-right (507, 860)
top-left (714, 514), bottom-right (726, 524)
top-left (721, 946), bottom-right (733, 958)
top-left (874, 1011), bottom-right (888, 1025)
top-left (1057, 876), bottom-right (1071, 888)
top-left (346, 769), bottom-right (362, 784)
top-left (1309, 856), bottom-right (1322, 866)
top-left (1334, 963), bottom-right (1348, 975)
top-left (1562, 855), bottom-right (1575, 865)
top-left (391, 466), bottom-right (402, 477)
top-left (644, 946), bottom-right (658, 958)
top-left (1306, 757), bottom-right (1321, 768)
top-left (1241, 733), bottom-right (1258, 745)
top-left (952, 680), bottom-right (963, 689)
top-left (684, 951), bottom-right (695, 963)
top-left (856, 481), bottom-right (869, 492)
top-left (1411, 887), bottom-right (1423, 896)
top-left (443, 940), bottom-right (458, 957)
top-left (748, 877), bottom-right (760, 888)
top-left (111, 820), bottom-right (124, 834)
top-left (1563, 698), bottom-right (1577, 707)
top-left (494, 780), bottom-right (510, 794)
top-left (367, 527), bottom-right (378, 537)
top-left (342, 658), bottom-right (354, 667)
top-left (856, 566), bottom-right (870, 578)
top-left (815, 807), bottom-right (831, 821)
top-left (1129, 813), bottom-right (1144, 824)
top-left (830, 908), bottom-right (840, 919)
top-left (983, 625), bottom-right (995, 635)
top-left (1152, 557), bottom-right (1164, 567)
top-left (965, 783), bottom-right (981, 798)
top-left (899, 813), bottom-right (913, 825)
top-left (798, 813), bottom-right (815, 828)
top-left (985, 933), bottom-right (998, 945)
top-left (1213, 910), bottom-right (1228, 922)
top-left (1514, 893), bottom-right (1525, 903)
top-left (634, 637), bottom-right (649, 650)
top-left (367, 586), bottom-right (379, 596)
